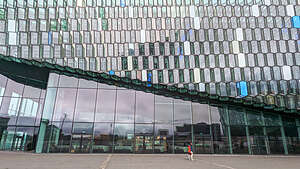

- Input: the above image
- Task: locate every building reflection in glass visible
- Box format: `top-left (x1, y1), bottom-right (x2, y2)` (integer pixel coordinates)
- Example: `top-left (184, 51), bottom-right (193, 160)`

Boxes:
top-left (1, 72), bottom-right (300, 155)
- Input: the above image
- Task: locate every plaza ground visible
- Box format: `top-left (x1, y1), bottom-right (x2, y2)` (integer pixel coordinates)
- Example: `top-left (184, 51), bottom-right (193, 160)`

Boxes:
top-left (0, 151), bottom-right (299, 169)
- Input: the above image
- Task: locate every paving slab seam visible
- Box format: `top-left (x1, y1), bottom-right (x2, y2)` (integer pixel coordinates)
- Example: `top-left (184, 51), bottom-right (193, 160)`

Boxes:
top-left (99, 154), bottom-right (112, 169)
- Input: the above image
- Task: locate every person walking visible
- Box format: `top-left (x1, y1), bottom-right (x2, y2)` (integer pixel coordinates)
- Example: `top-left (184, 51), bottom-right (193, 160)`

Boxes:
top-left (187, 142), bottom-right (193, 161)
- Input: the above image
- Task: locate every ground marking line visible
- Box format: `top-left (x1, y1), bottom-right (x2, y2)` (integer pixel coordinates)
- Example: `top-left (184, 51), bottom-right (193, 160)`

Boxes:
top-left (196, 158), bottom-right (236, 169)
top-left (100, 154), bottom-right (112, 169)
top-left (212, 163), bottom-right (236, 169)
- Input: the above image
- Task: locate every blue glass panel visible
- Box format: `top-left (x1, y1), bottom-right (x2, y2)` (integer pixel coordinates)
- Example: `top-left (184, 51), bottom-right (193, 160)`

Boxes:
top-left (120, 0), bottom-right (125, 7)
top-left (237, 81), bottom-right (248, 97)
top-left (292, 16), bottom-right (300, 28)
top-left (109, 70), bottom-right (115, 75)
top-left (48, 32), bottom-right (52, 45)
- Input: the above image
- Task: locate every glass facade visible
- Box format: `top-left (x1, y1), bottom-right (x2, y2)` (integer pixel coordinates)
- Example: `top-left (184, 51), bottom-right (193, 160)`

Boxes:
top-left (0, 0), bottom-right (299, 155)
top-left (0, 0), bottom-right (299, 103)
top-left (33, 73), bottom-right (300, 154)
top-left (0, 73), bottom-right (45, 152)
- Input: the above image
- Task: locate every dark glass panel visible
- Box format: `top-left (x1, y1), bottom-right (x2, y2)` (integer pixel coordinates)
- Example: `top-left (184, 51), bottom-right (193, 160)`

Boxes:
top-left (174, 123), bottom-right (192, 154)
top-left (154, 124), bottom-right (173, 153)
top-left (155, 95), bottom-right (173, 124)
top-left (230, 126), bottom-right (248, 154)
top-left (210, 106), bottom-right (230, 154)
top-left (95, 89), bottom-right (116, 122)
top-left (282, 116), bottom-right (296, 126)
top-left (3, 79), bottom-right (24, 97)
top-left (247, 111), bottom-right (263, 126)
top-left (0, 97), bottom-right (22, 125)
top-left (264, 113), bottom-right (280, 126)
top-left (135, 91), bottom-right (154, 123)
top-left (228, 108), bottom-right (245, 125)
top-left (0, 126), bottom-right (15, 151)
top-left (78, 78), bottom-right (97, 88)
top-left (135, 124), bottom-right (153, 153)
top-left (284, 125), bottom-right (300, 154)
top-left (52, 88), bottom-right (77, 122)
top-left (23, 86), bottom-right (41, 98)
top-left (12, 127), bottom-right (35, 152)
top-left (17, 98), bottom-right (39, 126)
top-left (58, 75), bottom-right (78, 88)
top-left (93, 123), bottom-right (114, 153)
top-left (248, 126), bottom-right (267, 155)
top-left (74, 89), bottom-right (96, 122)
top-left (266, 126), bottom-right (285, 154)
top-left (174, 99), bottom-right (192, 124)
top-left (115, 90), bottom-right (135, 123)
top-left (113, 123), bottom-right (134, 153)
top-left (49, 122), bottom-right (72, 153)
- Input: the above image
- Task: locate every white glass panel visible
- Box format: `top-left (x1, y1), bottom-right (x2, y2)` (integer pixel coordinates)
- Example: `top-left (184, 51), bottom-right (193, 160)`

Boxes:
top-left (282, 66), bottom-right (292, 80)
top-left (252, 5), bottom-right (259, 17)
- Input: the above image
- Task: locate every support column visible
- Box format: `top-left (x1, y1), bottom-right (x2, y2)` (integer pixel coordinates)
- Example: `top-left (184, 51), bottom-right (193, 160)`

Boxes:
top-left (296, 119), bottom-right (300, 140)
top-left (225, 106), bottom-right (233, 154)
top-left (243, 109), bottom-right (252, 155)
top-left (261, 112), bottom-right (270, 154)
top-left (279, 116), bottom-right (288, 155)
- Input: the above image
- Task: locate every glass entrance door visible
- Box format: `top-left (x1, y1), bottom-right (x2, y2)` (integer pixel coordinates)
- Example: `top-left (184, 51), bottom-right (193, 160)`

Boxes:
top-left (71, 134), bottom-right (92, 153)
top-left (135, 134), bottom-right (153, 153)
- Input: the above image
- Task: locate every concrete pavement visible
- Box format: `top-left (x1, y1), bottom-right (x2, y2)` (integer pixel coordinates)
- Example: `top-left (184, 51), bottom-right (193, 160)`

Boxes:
top-left (0, 151), bottom-right (299, 169)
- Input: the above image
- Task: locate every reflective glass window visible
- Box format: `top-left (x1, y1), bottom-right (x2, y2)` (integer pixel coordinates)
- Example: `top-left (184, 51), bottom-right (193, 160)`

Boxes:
top-left (135, 91), bottom-right (154, 123)
top-left (154, 124), bottom-right (173, 153)
top-left (93, 123), bottom-right (114, 153)
top-left (95, 89), bottom-right (116, 122)
top-left (113, 123), bottom-right (134, 153)
top-left (74, 89), bottom-right (96, 122)
top-left (52, 88), bottom-right (77, 122)
top-left (115, 90), bottom-right (135, 123)
top-left (155, 96), bottom-right (173, 124)
top-left (3, 79), bottom-right (24, 97)
top-left (58, 75), bottom-right (78, 88)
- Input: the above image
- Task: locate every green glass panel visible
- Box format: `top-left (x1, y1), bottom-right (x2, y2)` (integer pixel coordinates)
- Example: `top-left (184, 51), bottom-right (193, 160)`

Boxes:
top-left (184, 56), bottom-right (189, 68)
top-left (0, 9), bottom-right (5, 19)
top-left (149, 43), bottom-right (154, 55)
top-left (164, 56), bottom-right (169, 69)
top-left (153, 56), bottom-right (158, 69)
top-left (99, 8), bottom-right (104, 18)
top-left (139, 44), bottom-right (145, 55)
top-left (122, 57), bottom-right (128, 70)
top-left (174, 56), bottom-right (179, 68)
top-left (168, 70), bottom-right (174, 83)
top-left (102, 19), bottom-right (108, 30)
top-left (143, 57), bottom-right (148, 69)
top-left (61, 19), bottom-right (68, 31)
top-left (159, 43), bottom-right (164, 55)
top-left (50, 20), bottom-right (57, 31)
top-left (179, 70), bottom-right (184, 83)
top-left (158, 70), bottom-right (163, 83)
top-left (133, 57), bottom-right (138, 70)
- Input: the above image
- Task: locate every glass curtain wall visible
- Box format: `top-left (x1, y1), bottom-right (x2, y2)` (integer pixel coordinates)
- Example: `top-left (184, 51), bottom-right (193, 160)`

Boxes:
top-left (0, 73), bottom-right (45, 152)
top-left (35, 73), bottom-right (300, 154)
